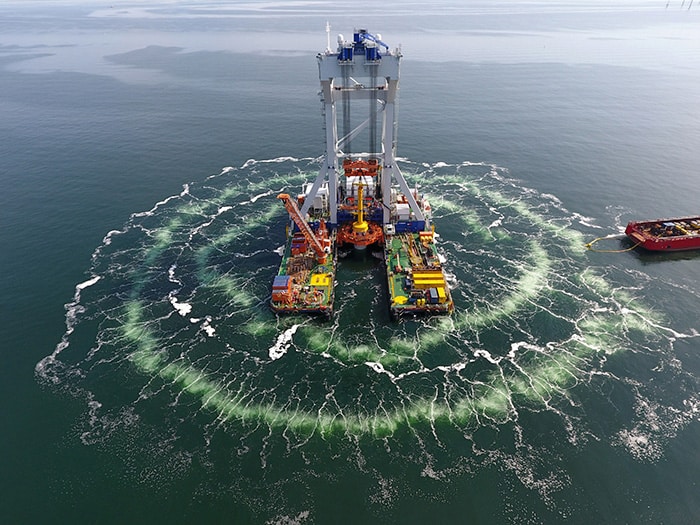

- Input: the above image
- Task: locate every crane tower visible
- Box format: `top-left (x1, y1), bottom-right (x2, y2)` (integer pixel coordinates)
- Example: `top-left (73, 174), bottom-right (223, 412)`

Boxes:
top-left (299, 28), bottom-right (426, 229)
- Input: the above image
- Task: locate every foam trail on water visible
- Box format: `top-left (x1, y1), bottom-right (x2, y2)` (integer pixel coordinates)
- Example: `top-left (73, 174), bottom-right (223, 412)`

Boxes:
top-left (35, 274), bottom-right (102, 380)
top-left (132, 184), bottom-right (190, 218)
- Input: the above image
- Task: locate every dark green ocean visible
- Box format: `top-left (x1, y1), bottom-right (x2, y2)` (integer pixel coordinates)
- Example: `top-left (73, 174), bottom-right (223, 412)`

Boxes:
top-left (2, 2), bottom-right (699, 523)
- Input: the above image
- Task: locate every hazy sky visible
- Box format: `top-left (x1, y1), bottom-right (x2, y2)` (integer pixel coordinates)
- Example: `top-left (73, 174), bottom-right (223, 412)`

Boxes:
top-left (2, 0), bottom-right (697, 78)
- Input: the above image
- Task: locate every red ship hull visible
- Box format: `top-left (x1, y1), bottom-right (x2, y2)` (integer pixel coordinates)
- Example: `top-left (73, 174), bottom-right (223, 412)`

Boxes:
top-left (625, 217), bottom-right (700, 251)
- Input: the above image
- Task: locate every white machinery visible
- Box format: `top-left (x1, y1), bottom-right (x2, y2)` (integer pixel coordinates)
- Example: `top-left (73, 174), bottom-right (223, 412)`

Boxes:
top-left (299, 28), bottom-right (427, 229)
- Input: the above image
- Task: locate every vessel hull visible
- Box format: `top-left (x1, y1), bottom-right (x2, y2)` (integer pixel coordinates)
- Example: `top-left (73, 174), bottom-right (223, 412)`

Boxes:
top-left (625, 217), bottom-right (700, 252)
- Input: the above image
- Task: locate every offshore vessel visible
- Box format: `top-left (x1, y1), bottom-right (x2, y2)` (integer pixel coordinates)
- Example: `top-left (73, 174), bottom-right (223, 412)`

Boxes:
top-left (271, 27), bottom-right (454, 319)
top-left (625, 217), bottom-right (700, 251)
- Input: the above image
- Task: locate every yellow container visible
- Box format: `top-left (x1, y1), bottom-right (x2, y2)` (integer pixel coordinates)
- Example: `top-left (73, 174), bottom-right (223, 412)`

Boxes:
top-left (413, 270), bottom-right (442, 278)
top-left (413, 279), bottom-right (445, 289)
top-left (310, 273), bottom-right (331, 287)
top-left (413, 270), bottom-right (445, 289)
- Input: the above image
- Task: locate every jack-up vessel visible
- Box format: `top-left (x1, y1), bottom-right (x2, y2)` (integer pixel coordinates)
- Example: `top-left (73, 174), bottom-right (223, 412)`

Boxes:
top-left (272, 28), bottom-right (454, 318)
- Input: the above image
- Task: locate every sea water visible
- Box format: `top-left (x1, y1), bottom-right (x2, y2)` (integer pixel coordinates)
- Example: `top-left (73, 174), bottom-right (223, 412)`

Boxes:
top-left (2, 2), bottom-right (700, 523)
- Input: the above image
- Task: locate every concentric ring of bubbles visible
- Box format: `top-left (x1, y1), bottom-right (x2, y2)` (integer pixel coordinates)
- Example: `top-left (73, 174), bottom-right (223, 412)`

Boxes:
top-left (37, 158), bottom-right (695, 454)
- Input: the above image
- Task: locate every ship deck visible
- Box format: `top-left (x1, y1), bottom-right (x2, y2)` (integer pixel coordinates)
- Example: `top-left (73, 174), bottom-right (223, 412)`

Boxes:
top-left (271, 231), bottom-right (336, 316)
top-left (384, 232), bottom-right (454, 318)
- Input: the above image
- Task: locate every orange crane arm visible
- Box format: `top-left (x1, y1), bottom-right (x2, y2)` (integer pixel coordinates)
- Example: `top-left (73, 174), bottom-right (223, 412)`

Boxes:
top-left (277, 194), bottom-right (326, 260)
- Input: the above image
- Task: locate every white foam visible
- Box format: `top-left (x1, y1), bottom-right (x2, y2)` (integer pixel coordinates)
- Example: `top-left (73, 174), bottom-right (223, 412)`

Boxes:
top-left (269, 325), bottom-right (299, 360)
top-left (241, 156), bottom-right (305, 169)
top-left (186, 316), bottom-right (215, 336)
top-left (365, 361), bottom-right (396, 380)
top-left (573, 212), bottom-right (603, 229)
top-left (169, 296), bottom-right (193, 317)
top-left (453, 362), bottom-right (466, 372)
top-left (208, 167), bottom-right (236, 180)
top-left (249, 190), bottom-right (274, 204)
top-left (473, 348), bottom-right (502, 364)
top-left (507, 341), bottom-right (532, 359)
top-left (201, 318), bottom-right (216, 337)
top-left (188, 204), bottom-right (234, 239)
top-left (617, 427), bottom-right (662, 461)
top-left (77, 275), bottom-right (101, 290)
top-left (167, 264), bottom-right (182, 285)
top-left (132, 184), bottom-right (190, 218)
top-left (101, 229), bottom-right (123, 246)
top-left (36, 274), bottom-right (102, 380)
top-left (436, 361), bottom-right (467, 373)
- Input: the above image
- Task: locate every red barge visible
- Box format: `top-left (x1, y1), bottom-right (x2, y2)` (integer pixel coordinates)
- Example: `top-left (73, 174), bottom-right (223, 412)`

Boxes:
top-left (625, 217), bottom-right (700, 251)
